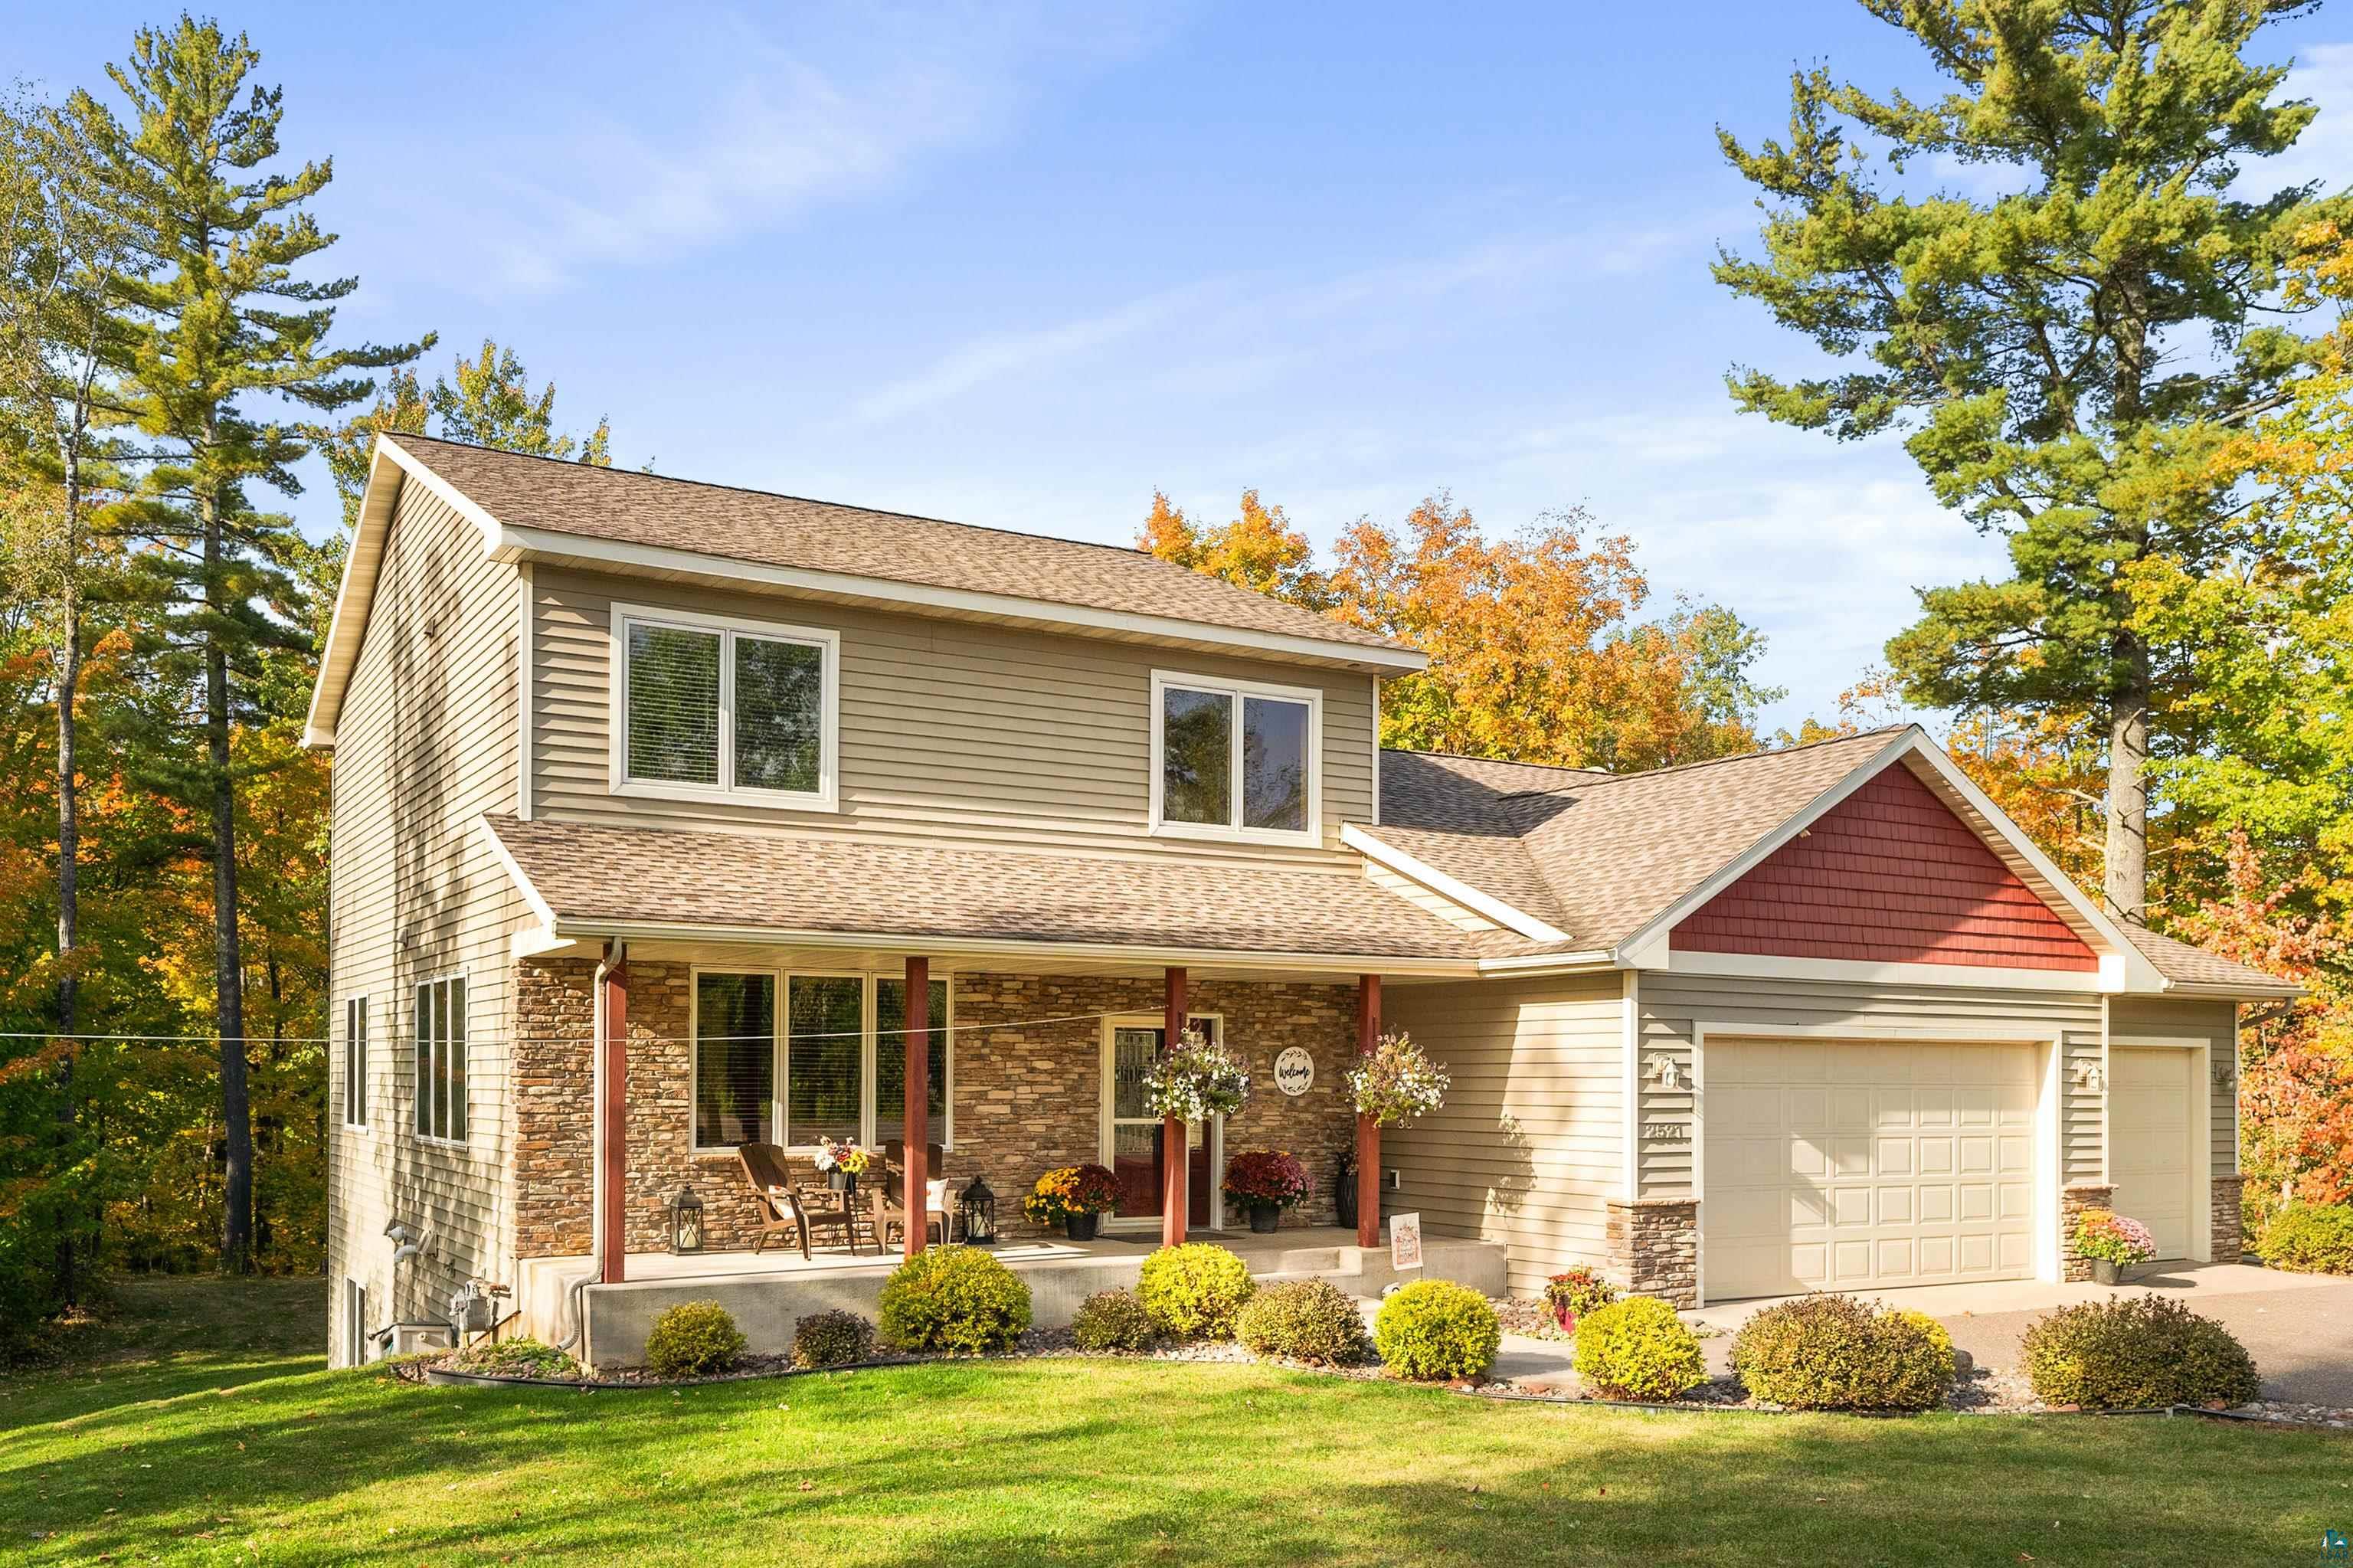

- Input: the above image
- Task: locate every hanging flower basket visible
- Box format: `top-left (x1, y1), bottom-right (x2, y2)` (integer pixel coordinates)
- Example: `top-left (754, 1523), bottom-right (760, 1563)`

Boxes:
top-left (1141, 1029), bottom-right (1251, 1121)
top-left (1348, 1031), bottom-right (1448, 1127)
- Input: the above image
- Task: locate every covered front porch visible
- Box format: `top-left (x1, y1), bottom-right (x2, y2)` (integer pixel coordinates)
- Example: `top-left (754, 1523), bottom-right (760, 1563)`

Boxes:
top-left (515, 1224), bottom-right (1511, 1368)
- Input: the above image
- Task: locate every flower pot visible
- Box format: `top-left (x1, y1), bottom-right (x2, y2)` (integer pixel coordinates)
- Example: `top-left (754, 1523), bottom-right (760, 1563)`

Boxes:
top-left (2090, 1256), bottom-right (2121, 1285)
top-left (1064, 1212), bottom-right (1101, 1242)
top-left (1334, 1168), bottom-right (1357, 1230)
top-left (828, 1170), bottom-right (858, 1194)
top-left (1248, 1203), bottom-right (1281, 1234)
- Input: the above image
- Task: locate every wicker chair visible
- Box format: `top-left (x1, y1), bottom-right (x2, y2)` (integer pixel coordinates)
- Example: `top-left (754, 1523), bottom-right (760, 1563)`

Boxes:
top-left (738, 1143), bottom-right (860, 1259)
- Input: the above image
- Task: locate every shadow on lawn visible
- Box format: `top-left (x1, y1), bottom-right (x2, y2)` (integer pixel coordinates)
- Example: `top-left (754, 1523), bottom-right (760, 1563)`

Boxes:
top-left (6, 1358), bottom-right (2344, 1567)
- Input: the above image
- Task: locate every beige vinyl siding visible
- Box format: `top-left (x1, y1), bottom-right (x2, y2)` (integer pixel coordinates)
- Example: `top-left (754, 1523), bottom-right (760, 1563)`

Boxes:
top-left (1638, 973), bottom-right (2104, 1200)
top-left (2060, 1029), bottom-right (2105, 1184)
top-left (325, 477), bottom-right (526, 1360)
top-left (1382, 973), bottom-right (1625, 1295)
top-left (529, 565), bottom-right (1376, 862)
top-left (2107, 996), bottom-right (2238, 1177)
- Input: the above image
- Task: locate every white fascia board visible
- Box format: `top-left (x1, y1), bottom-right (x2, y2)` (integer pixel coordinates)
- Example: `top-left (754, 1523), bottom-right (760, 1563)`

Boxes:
top-left (1663, 947), bottom-right (2112, 995)
top-left (1474, 949), bottom-right (1616, 975)
top-left (1611, 727), bottom-right (1924, 967)
top-left (302, 442), bottom-right (401, 748)
top-left (494, 522), bottom-right (1429, 674)
top-left (547, 915), bottom-right (1481, 978)
top-left (1340, 823), bottom-right (1573, 944)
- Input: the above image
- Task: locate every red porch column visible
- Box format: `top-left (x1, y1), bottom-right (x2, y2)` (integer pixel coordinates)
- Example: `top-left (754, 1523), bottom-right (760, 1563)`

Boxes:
top-left (600, 955), bottom-right (629, 1284)
top-left (1161, 965), bottom-right (1187, 1248)
top-left (902, 956), bottom-right (930, 1259)
top-left (1355, 974), bottom-right (1381, 1249)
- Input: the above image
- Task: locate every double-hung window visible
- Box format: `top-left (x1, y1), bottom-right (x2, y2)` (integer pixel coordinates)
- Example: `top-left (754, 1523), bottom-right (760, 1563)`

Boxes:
top-left (342, 996), bottom-right (368, 1128)
top-left (691, 971), bottom-right (953, 1152)
top-left (612, 604), bottom-right (839, 809)
top-left (414, 974), bottom-right (467, 1144)
top-left (1150, 671), bottom-right (1320, 845)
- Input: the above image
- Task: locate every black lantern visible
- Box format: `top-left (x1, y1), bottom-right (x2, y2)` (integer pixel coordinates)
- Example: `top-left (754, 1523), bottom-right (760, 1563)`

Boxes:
top-left (669, 1186), bottom-right (704, 1254)
top-left (958, 1176), bottom-right (998, 1246)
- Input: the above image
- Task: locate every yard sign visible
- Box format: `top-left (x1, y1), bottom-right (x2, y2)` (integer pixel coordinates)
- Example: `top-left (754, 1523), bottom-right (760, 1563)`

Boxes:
top-left (1389, 1211), bottom-right (1423, 1271)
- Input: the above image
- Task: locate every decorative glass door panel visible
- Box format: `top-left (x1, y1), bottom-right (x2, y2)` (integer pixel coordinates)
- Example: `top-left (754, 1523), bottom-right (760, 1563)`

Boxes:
top-left (1104, 1020), bottom-right (1219, 1226)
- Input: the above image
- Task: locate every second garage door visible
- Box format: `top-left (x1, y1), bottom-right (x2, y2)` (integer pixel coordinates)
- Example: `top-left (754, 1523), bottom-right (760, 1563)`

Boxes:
top-left (1705, 1039), bottom-right (2039, 1300)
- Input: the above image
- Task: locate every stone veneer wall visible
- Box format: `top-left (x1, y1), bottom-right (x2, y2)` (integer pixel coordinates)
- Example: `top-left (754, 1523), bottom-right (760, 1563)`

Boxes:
top-left (2059, 1182), bottom-right (2115, 1282)
top-left (2210, 1174), bottom-right (2244, 1265)
top-left (1607, 1199), bottom-right (1697, 1307)
top-left (510, 961), bottom-right (1364, 1258)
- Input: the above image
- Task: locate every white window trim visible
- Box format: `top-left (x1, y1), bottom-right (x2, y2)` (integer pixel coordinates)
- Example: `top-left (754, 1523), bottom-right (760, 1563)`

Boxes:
top-left (413, 971), bottom-right (470, 1149)
top-left (342, 994), bottom-right (369, 1131)
top-left (607, 601), bottom-right (841, 813)
top-left (688, 965), bottom-right (955, 1155)
top-left (1148, 669), bottom-right (1322, 847)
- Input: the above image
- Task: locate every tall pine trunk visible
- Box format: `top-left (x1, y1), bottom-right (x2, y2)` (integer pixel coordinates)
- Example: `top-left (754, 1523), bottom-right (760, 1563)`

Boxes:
top-left (53, 429), bottom-right (85, 1308)
top-left (201, 437), bottom-right (254, 1272)
top-left (2105, 641), bottom-right (2152, 924)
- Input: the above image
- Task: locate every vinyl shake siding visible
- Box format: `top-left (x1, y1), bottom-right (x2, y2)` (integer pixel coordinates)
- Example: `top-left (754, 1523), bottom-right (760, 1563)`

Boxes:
top-left (526, 565), bottom-right (1379, 863)
top-left (1381, 973), bottom-right (1626, 1295)
top-left (326, 476), bottom-right (527, 1363)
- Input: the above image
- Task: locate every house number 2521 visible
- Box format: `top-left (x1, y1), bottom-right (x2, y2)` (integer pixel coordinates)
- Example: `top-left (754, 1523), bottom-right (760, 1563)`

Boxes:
top-left (1641, 1123), bottom-right (1691, 1141)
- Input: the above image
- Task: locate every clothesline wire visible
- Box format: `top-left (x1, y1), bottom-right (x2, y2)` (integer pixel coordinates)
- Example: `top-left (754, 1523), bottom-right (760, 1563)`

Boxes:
top-left (0, 1010), bottom-right (1213, 1048)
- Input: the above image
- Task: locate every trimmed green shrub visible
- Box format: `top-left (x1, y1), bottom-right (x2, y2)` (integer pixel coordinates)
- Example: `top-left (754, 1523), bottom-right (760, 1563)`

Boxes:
top-left (643, 1301), bottom-right (747, 1379)
top-left (1373, 1279), bottom-right (1500, 1381)
top-left (1136, 1243), bottom-right (1256, 1340)
top-left (1572, 1296), bottom-right (1706, 1402)
top-left (1070, 1288), bottom-right (1156, 1353)
top-left (1729, 1294), bottom-right (1955, 1411)
top-left (2020, 1296), bottom-right (2260, 1410)
top-left (1237, 1279), bottom-right (1373, 1366)
top-left (878, 1245), bottom-right (1033, 1354)
top-left (2260, 1203), bottom-right (2353, 1275)
top-left (450, 1337), bottom-right (577, 1378)
top-left (790, 1309), bottom-right (877, 1370)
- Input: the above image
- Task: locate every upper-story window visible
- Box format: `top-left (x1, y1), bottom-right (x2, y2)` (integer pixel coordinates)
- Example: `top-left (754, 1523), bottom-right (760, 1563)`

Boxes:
top-left (1149, 670), bottom-right (1320, 846)
top-left (610, 603), bottom-right (840, 810)
top-left (342, 995), bottom-right (368, 1129)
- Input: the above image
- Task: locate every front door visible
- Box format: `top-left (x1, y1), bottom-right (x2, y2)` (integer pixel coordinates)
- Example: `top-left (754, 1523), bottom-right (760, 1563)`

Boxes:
top-left (1104, 1020), bottom-right (1217, 1228)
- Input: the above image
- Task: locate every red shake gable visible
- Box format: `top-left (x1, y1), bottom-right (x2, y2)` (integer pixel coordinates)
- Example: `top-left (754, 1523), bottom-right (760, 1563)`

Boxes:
top-left (1670, 764), bottom-right (2100, 971)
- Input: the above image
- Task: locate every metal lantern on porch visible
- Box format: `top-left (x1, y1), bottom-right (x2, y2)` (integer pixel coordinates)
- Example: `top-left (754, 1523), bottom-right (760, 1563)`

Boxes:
top-left (669, 1185), bottom-right (704, 1255)
top-left (958, 1176), bottom-right (999, 1246)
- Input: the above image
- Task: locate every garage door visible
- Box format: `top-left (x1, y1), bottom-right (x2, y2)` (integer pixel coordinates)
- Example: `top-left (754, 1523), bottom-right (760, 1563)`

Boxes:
top-left (2109, 1048), bottom-right (2193, 1259)
top-left (1705, 1039), bottom-right (2038, 1300)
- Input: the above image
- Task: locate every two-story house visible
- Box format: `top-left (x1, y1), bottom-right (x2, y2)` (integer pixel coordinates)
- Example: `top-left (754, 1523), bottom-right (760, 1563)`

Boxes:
top-left (309, 433), bottom-right (2292, 1367)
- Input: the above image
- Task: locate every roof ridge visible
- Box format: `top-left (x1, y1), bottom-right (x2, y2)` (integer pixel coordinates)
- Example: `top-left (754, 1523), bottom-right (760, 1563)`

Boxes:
top-left (389, 430), bottom-right (1224, 575)
top-left (1542, 725), bottom-right (1913, 792)
top-left (1383, 746), bottom-right (1611, 780)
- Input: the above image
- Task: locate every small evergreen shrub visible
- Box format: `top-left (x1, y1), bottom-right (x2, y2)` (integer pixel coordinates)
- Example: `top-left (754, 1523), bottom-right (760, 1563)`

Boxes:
top-left (1136, 1243), bottom-right (1256, 1340)
top-left (1373, 1279), bottom-right (1500, 1381)
top-left (1729, 1294), bottom-right (1955, 1411)
top-left (643, 1301), bottom-right (748, 1379)
top-left (2020, 1296), bottom-right (2260, 1410)
top-left (1071, 1288), bottom-right (1156, 1352)
top-left (450, 1337), bottom-right (577, 1378)
top-left (1572, 1296), bottom-right (1706, 1402)
top-left (2260, 1203), bottom-right (2353, 1275)
top-left (878, 1245), bottom-right (1033, 1354)
top-left (1237, 1279), bottom-right (1373, 1365)
top-left (791, 1308), bottom-right (877, 1370)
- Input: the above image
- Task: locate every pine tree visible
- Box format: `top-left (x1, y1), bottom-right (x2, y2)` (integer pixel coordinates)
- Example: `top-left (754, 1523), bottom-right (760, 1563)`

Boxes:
top-left (62, 18), bottom-right (419, 1269)
top-left (1714, 0), bottom-right (2345, 920)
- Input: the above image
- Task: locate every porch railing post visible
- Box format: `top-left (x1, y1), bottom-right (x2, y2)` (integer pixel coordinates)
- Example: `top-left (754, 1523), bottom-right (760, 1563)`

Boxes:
top-left (601, 957), bottom-right (629, 1284)
top-left (1355, 973), bottom-right (1380, 1249)
top-left (903, 955), bottom-right (930, 1259)
top-left (1162, 964), bottom-right (1187, 1248)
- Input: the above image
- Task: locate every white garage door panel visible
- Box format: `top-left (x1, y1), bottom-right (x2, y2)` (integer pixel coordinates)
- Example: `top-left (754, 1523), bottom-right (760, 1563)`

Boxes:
top-left (2109, 1048), bottom-right (2193, 1260)
top-left (1705, 1040), bottom-right (2038, 1300)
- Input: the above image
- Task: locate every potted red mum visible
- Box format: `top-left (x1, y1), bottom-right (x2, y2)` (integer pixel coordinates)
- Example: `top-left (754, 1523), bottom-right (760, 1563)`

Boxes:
top-left (1222, 1149), bottom-right (1309, 1233)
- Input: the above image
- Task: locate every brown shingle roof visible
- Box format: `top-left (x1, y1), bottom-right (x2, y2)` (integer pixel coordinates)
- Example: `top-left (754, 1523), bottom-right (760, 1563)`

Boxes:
top-left (391, 433), bottom-right (1409, 660)
top-left (1370, 731), bottom-right (1905, 949)
top-left (2118, 922), bottom-right (2300, 996)
top-left (485, 815), bottom-right (1491, 963)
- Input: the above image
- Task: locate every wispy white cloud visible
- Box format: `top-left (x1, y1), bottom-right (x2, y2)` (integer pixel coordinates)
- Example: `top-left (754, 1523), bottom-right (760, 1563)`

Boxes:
top-left (385, 2), bottom-right (1173, 294)
top-left (2242, 41), bottom-right (2353, 199)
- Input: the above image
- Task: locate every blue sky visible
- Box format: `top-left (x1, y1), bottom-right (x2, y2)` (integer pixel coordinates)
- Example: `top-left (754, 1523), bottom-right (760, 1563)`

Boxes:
top-left (20, 2), bottom-right (2351, 730)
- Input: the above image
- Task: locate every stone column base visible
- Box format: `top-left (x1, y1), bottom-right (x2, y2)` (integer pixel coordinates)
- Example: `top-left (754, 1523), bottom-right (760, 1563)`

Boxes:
top-left (2211, 1174), bottom-right (2245, 1264)
top-left (1607, 1199), bottom-right (1698, 1307)
top-left (2060, 1183), bottom-right (2115, 1282)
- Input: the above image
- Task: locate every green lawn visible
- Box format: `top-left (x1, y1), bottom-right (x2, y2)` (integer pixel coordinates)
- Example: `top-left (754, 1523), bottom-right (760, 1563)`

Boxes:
top-left (4, 1278), bottom-right (2348, 1566)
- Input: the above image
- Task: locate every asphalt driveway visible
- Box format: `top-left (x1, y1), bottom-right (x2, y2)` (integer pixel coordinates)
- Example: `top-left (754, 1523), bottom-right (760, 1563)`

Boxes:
top-left (1934, 1270), bottom-right (2353, 1405)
